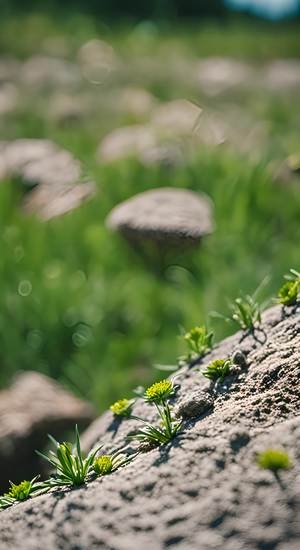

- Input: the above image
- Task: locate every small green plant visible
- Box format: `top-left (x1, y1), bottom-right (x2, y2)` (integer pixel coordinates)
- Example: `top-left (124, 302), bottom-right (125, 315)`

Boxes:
top-left (277, 268), bottom-right (300, 306)
top-left (93, 450), bottom-right (134, 476)
top-left (110, 398), bottom-right (135, 417)
top-left (229, 295), bottom-right (261, 331)
top-left (256, 449), bottom-right (292, 472)
top-left (183, 326), bottom-right (214, 357)
top-left (37, 425), bottom-right (102, 488)
top-left (129, 379), bottom-right (182, 446)
top-left (0, 477), bottom-right (47, 509)
top-left (202, 358), bottom-right (232, 382)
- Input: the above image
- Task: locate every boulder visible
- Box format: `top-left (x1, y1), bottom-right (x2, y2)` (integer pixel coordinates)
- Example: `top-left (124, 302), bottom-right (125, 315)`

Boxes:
top-left (106, 187), bottom-right (214, 245)
top-left (0, 371), bottom-right (95, 490)
top-left (0, 305), bottom-right (299, 549)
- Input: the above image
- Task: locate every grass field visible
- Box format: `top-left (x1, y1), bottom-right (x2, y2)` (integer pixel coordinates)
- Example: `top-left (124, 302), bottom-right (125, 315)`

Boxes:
top-left (0, 12), bottom-right (299, 410)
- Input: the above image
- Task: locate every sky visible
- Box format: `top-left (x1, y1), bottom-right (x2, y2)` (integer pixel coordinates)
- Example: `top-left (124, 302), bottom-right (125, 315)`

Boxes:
top-left (225, 0), bottom-right (300, 19)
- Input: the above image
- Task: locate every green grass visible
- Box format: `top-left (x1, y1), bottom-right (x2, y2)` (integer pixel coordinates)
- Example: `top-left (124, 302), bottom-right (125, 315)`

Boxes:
top-left (0, 12), bottom-right (299, 411)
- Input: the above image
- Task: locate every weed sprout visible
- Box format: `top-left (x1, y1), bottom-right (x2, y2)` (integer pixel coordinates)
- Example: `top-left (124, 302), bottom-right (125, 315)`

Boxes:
top-left (129, 379), bottom-right (182, 446)
top-left (202, 358), bottom-right (232, 382)
top-left (277, 268), bottom-right (300, 306)
top-left (37, 425), bottom-right (102, 488)
top-left (0, 477), bottom-right (47, 509)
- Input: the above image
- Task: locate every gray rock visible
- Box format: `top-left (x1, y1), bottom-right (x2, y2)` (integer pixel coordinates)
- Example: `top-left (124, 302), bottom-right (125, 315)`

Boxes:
top-left (20, 56), bottom-right (81, 90)
top-left (0, 371), bottom-right (95, 490)
top-left (106, 187), bottom-right (214, 245)
top-left (98, 125), bottom-right (157, 163)
top-left (0, 139), bottom-right (95, 219)
top-left (196, 57), bottom-right (254, 96)
top-left (174, 390), bottom-right (214, 419)
top-left (0, 305), bottom-right (299, 550)
top-left (264, 59), bottom-right (300, 92)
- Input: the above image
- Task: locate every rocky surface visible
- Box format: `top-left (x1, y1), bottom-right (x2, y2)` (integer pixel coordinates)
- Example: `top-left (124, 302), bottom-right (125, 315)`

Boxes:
top-left (106, 187), bottom-right (214, 245)
top-left (0, 304), bottom-right (299, 549)
top-left (0, 371), bottom-right (95, 490)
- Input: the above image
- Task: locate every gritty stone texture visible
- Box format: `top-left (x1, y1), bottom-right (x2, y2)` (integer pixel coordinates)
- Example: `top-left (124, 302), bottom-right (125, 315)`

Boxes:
top-left (0, 372), bottom-right (95, 490)
top-left (0, 304), bottom-right (299, 550)
top-left (174, 389), bottom-right (214, 419)
top-left (106, 187), bottom-right (214, 245)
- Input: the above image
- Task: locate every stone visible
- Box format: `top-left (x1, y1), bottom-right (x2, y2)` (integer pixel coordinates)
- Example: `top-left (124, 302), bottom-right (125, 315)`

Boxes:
top-left (0, 305), bottom-right (299, 549)
top-left (0, 371), bottom-right (95, 490)
top-left (0, 84), bottom-right (19, 115)
top-left (0, 56), bottom-right (21, 83)
top-left (20, 56), bottom-right (81, 90)
top-left (116, 87), bottom-right (156, 118)
top-left (23, 181), bottom-right (95, 221)
top-left (0, 139), bottom-right (95, 219)
top-left (106, 187), bottom-right (214, 245)
top-left (174, 390), bottom-right (214, 419)
top-left (264, 59), bottom-right (300, 92)
top-left (98, 125), bottom-right (156, 163)
top-left (151, 99), bottom-right (202, 136)
top-left (48, 93), bottom-right (90, 125)
top-left (196, 57), bottom-right (254, 96)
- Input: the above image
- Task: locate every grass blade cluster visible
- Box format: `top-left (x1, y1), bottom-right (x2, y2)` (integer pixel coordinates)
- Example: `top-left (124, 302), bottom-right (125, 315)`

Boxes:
top-left (37, 425), bottom-right (102, 488)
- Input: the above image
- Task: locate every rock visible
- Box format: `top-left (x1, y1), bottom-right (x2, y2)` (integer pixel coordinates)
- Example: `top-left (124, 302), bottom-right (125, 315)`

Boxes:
top-left (196, 57), bottom-right (254, 96)
top-left (0, 305), bottom-right (299, 549)
top-left (264, 60), bottom-right (300, 92)
top-left (98, 125), bottom-right (156, 163)
top-left (139, 143), bottom-right (184, 168)
top-left (23, 180), bottom-right (95, 221)
top-left (48, 93), bottom-right (90, 126)
top-left (151, 99), bottom-right (202, 136)
top-left (106, 187), bottom-right (214, 245)
top-left (116, 87), bottom-right (156, 118)
top-left (174, 390), bottom-right (214, 419)
top-left (20, 56), bottom-right (81, 90)
top-left (0, 56), bottom-right (21, 83)
top-left (0, 371), bottom-right (95, 490)
top-left (0, 84), bottom-right (19, 115)
top-left (0, 139), bottom-right (95, 219)
top-left (272, 154), bottom-right (300, 185)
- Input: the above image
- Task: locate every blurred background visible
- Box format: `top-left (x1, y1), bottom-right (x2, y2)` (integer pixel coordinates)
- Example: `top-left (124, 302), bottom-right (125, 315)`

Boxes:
top-left (0, 0), bottom-right (299, 419)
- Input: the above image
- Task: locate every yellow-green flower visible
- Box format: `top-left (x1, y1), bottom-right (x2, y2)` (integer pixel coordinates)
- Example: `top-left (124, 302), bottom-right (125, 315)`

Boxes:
top-left (110, 398), bottom-right (134, 417)
top-left (145, 379), bottom-right (173, 403)
top-left (94, 455), bottom-right (113, 476)
top-left (256, 449), bottom-right (292, 472)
